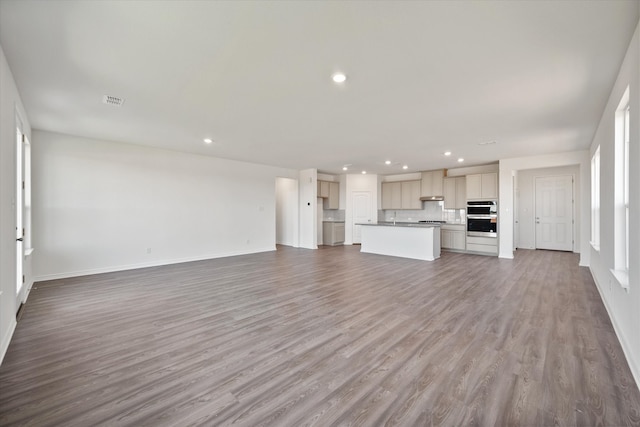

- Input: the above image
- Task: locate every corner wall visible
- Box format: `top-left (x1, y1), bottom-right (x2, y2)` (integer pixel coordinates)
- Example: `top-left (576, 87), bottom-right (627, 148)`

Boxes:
top-left (588, 21), bottom-right (640, 388)
top-left (298, 169), bottom-right (317, 249)
top-left (0, 44), bottom-right (31, 363)
top-left (31, 130), bottom-right (298, 280)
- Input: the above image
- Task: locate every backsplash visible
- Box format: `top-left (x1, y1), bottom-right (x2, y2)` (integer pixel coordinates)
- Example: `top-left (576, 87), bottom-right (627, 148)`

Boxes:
top-left (323, 209), bottom-right (345, 221)
top-left (380, 201), bottom-right (444, 222)
top-left (380, 202), bottom-right (465, 223)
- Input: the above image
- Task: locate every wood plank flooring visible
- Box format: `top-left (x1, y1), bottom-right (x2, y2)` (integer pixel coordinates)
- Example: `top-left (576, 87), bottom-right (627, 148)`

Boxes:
top-left (1, 246), bottom-right (639, 426)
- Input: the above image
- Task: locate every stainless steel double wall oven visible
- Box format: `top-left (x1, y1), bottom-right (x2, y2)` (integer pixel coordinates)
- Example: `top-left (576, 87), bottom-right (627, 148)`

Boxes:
top-left (466, 201), bottom-right (498, 237)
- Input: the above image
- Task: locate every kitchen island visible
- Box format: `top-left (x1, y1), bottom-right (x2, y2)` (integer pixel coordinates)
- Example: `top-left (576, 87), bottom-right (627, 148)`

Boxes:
top-left (359, 223), bottom-right (441, 261)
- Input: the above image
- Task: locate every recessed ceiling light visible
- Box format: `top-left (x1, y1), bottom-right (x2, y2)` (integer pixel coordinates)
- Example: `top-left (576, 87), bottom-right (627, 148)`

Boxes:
top-left (402, 165), bottom-right (408, 170)
top-left (361, 170), bottom-right (367, 174)
top-left (332, 73), bottom-right (347, 83)
top-left (204, 138), bottom-right (213, 144)
top-left (444, 151), bottom-right (452, 156)
top-left (458, 158), bottom-right (464, 163)
top-left (342, 166), bottom-right (348, 171)
top-left (385, 160), bottom-right (391, 165)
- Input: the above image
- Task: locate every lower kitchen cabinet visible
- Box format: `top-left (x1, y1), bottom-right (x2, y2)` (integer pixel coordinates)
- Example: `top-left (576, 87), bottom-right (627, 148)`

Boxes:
top-left (323, 221), bottom-right (345, 246)
top-left (441, 225), bottom-right (466, 251)
top-left (466, 235), bottom-right (498, 255)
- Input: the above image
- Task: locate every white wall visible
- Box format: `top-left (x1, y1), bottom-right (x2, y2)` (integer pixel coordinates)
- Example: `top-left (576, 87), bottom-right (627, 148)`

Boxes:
top-left (345, 174), bottom-right (378, 245)
top-left (499, 150), bottom-right (589, 264)
top-left (275, 177), bottom-right (299, 247)
top-left (32, 130), bottom-right (298, 280)
top-left (0, 44), bottom-right (32, 363)
top-left (516, 165), bottom-right (580, 251)
top-left (588, 21), bottom-right (640, 388)
top-left (298, 168), bottom-right (317, 249)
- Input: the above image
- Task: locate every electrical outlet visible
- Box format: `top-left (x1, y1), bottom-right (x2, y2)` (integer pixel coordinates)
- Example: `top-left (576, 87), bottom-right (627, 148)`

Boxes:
top-left (146, 247), bottom-right (152, 254)
top-left (246, 240), bottom-right (250, 245)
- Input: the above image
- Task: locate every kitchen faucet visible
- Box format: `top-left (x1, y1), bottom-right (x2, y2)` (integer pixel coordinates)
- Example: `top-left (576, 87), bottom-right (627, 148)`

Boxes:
top-left (393, 211), bottom-right (397, 225)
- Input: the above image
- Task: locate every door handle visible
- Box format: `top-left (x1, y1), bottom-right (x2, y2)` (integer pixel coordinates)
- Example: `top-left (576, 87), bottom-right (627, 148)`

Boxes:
top-left (16, 237), bottom-right (23, 242)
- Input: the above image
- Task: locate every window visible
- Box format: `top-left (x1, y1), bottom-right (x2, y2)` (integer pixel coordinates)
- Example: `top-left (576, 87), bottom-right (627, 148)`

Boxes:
top-left (624, 104), bottom-right (629, 270)
top-left (591, 146), bottom-right (600, 250)
top-left (613, 86), bottom-right (629, 288)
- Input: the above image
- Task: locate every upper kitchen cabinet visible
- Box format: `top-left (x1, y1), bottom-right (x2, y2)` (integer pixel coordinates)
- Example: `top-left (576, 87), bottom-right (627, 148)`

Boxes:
top-left (318, 180), bottom-right (330, 198)
top-left (325, 181), bottom-right (339, 209)
top-left (381, 182), bottom-right (402, 209)
top-left (443, 176), bottom-right (466, 209)
top-left (318, 180), bottom-right (340, 209)
top-left (401, 180), bottom-right (422, 209)
top-left (420, 169), bottom-right (445, 200)
top-left (382, 180), bottom-right (421, 209)
top-left (466, 173), bottom-right (498, 200)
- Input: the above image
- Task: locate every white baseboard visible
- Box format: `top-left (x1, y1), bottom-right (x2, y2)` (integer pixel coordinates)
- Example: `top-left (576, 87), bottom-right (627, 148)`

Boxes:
top-left (589, 267), bottom-right (640, 392)
top-left (0, 318), bottom-right (17, 366)
top-left (498, 253), bottom-right (515, 259)
top-left (33, 247), bottom-right (276, 282)
top-left (17, 279), bottom-right (34, 305)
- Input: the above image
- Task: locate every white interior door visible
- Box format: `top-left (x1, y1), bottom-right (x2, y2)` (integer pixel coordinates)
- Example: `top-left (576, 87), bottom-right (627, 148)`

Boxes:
top-left (352, 191), bottom-right (371, 244)
top-left (535, 175), bottom-right (573, 251)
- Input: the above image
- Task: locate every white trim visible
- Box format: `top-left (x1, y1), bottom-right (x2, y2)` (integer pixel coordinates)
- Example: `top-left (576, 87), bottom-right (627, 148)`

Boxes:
top-left (33, 247), bottom-right (277, 282)
top-left (17, 276), bottom-right (33, 306)
top-left (498, 253), bottom-right (514, 259)
top-left (24, 247), bottom-right (34, 256)
top-left (610, 268), bottom-right (630, 291)
top-left (590, 267), bottom-right (640, 392)
top-left (0, 318), bottom-right (17, 366)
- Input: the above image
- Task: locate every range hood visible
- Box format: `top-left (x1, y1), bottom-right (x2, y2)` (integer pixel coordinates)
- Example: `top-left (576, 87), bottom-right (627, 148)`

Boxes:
top-left (420, 196), bottom-right (444, 201)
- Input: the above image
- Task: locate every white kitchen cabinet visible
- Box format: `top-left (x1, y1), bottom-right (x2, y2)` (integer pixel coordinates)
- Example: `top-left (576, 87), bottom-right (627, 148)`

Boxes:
top-left (382, 180), bottom-right (421, 209)
top-left (443, 176), bottom-right (466, 209)
top-left (466, 173), bottom-right (498, 200)
top-left (441, 224), bottom-right (466, 250)
top-left (420, 169), bottom-right (445, 199)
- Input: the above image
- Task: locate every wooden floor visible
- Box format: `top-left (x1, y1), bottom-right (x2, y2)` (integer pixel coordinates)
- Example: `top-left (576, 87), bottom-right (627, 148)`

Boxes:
top-left (1, 246), bottom-right (639, 426)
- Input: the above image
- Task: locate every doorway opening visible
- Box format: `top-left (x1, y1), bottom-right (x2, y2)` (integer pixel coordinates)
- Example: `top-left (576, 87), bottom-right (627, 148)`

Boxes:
top-left (275, 177), bottom-right (299, 248)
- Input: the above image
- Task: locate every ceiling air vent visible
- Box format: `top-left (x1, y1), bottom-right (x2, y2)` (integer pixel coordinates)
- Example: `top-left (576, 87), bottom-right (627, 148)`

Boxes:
top-left (102, 95), bottom-right (125, 107)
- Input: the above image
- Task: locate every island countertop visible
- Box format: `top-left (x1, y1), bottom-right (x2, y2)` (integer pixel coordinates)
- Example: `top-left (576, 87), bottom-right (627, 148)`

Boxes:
top-left (358, 222), bottom-right (442, 228)
top-left (359, 222), bottom-right (441, 261)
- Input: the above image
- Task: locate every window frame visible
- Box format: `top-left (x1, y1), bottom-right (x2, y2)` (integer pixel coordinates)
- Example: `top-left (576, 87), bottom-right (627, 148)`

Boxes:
top-left (612, 86), bottom-right (630, 289)
top-left (590, 145), bottom-right (600, 251)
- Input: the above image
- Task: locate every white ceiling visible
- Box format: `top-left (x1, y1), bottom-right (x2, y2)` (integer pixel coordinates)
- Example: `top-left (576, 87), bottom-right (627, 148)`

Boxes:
top-left (1, 0), bottom-right (638, 175)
